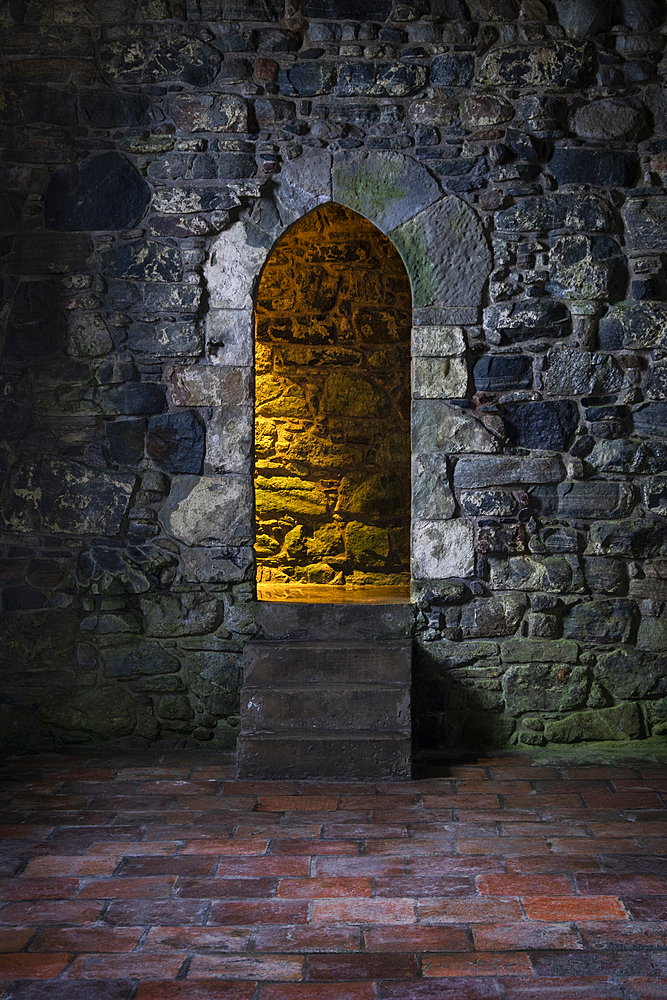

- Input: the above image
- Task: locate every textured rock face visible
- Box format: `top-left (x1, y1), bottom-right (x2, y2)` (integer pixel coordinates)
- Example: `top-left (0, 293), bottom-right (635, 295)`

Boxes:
top-left (3, 0), bottom-right (667, 754)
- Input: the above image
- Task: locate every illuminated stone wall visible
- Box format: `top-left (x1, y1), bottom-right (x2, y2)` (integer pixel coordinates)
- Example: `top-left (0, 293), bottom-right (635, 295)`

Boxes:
top-left (254, 204), bottom-right (411, 598)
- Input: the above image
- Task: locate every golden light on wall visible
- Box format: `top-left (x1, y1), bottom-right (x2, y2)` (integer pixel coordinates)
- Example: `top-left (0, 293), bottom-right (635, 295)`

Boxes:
top-left (254, 203), bottom-right (411, 604)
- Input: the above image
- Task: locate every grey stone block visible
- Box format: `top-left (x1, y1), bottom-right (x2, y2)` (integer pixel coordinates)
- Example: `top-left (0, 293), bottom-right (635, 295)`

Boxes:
top-left (557, 481), bottom-right (636, 519)
top-left (237, 734), bottom-right (411, 780)
top-left (454, 456), bottom-right (563, 489)
top-left (413, 400), bottom-right (499, 455)
top-left (243, 641), bottom-right (412, 686)
top-left (622, 196), bottom-right (667, 252)
top-left (333, 150), bottom-right (441, 234)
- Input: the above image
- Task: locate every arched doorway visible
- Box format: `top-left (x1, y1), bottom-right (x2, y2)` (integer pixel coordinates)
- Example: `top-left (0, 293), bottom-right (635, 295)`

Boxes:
top-left (253, 202), bottom-right (411, 603)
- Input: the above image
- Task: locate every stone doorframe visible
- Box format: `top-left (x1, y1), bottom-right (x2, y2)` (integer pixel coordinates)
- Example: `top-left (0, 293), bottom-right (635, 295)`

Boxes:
top-left (195, 148), bottom-right (494, 591)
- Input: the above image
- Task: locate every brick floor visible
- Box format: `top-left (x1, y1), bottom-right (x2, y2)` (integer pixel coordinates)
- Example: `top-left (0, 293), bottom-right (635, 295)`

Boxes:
top-left (0, 751), bottom-right (666, 999)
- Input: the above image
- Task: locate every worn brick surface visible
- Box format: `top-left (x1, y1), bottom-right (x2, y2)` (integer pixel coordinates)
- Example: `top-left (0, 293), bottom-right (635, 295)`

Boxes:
top-left (0, 751), bottom-right (666, 999)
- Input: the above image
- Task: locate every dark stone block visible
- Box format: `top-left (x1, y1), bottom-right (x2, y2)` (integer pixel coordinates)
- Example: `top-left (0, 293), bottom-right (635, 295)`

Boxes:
top-left (336, 63), bottom-right (377, 96)
top-left (585, 405), bottom-right (627, 422)
top-left (104, 642), bottom-right (180, 678)
top-left (555, 0), bottom-right (613, 36)
top-left (479, 40), bottom-right (594, 88)
top-left (0, 376), bottom-right (32, 442)
top-left (3, 280), bottom-right (64, 363)
top-left (563, 598), bottom-right (637, 644)
top-left (45, 153), bottom-right (151, 232)
top-left (631, 278), bottom-right (658, 300)
top-left (217, 152), bottom-right (257, 178)
top-left (255, 28), bottom-right (301, 51)
top-left (147, 411), bottom-right (205, 475)
top-left (3, 233), bottom-right (92, 275)
top-left (548, 148), bottom-right (640, 187)
top-left (633, 402), bottom-right (667, 438)
top-left (288, 62), bottom-right (337, 96)
top-left (505, 129), bottom-right (546, 162)
top-left (302, 0), bottom-right (391, 17)
top-left (617, 0), bottom-right (665, 30)
top-left (80, 90), bottom-right (153, 128)
top-left (2, 586), bottom-right (48, 611)
top-left (101, 240), bottom-right (182, 283)
top-left (505, 400), bottom-right (579, 451)
top-left (21, 86), bottom-right (77, 126)
top-left (103, 383), bottom-right (168, 416)
top-left (473, 355), bottom-right (533, 392)
top-left (106, 419), bottom-right (147, 466)
top-left (430, 53), bottom-right (474, 87)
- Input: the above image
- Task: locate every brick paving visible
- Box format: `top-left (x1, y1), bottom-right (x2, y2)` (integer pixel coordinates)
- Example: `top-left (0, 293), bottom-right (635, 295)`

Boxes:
top-left (0, 752), bottom-right (665, 999)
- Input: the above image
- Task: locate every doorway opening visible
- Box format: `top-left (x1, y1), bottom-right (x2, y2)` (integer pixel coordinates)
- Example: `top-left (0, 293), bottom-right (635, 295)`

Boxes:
top-left (254, 202), bottom-right (412, 603)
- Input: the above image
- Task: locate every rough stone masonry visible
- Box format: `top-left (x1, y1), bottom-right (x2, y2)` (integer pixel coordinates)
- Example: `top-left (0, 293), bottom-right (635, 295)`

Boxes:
top-left (1, 0), bottom-right (667, 754)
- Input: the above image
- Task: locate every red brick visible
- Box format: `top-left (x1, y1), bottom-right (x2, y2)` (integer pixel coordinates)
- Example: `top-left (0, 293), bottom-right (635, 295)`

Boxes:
top-left (209, 900), bottom-right (309, 924)
top-left (549, 838), bottom-right (644, 855)
top-left (418, 897), bottom-right (523, 924)
top-left (314, 856), bottom-right (405, 877)
top-left (622, 896), bottom-right (667, 919)
top-left (0, 928), bottom-right (35, 951)
top-left (0, 878), bottom-right (80, 900)
top-left (575, 873), bottom-right (667, 895)
top-left (477, 874), bottom-right (573, 896)
top-left (181, 840), bottom-right (270, 855)
top-left (139, 781), bottom-right (221, 795)
top-left (407, 858), bottom-right (504, 876)
top-left (422, 952), bottom-right (532, 977)
top-left (323, 824), bottom-right (409, 840)
top-left (472, 922), bottom-right (582, 951)
top-left (258, 986), bottom-right (376, 1000)
top-left (499, 977), bottom-right (625, 999)
top-left (117, 857), bottom-right (216, 877)
top-left (214, 857), bottom-right (310, 877)
top-left (65, 954), bottom-right (186, 978)
top-left (258, 797), bottom-right (338, 812)
top-left (143, 926), bottom-right (251, 952)
top-left (364, 839), bottom-right (456, 856)
top-left (522, 896), bottom-right (627, 920)
top-left (0, 952), bottom-right (71, 979)
top-left (458, 839), bottom-right (551, 855)
top-left (177, 877), bottom-right (276, 897)
top-left (234, 824), bottom-right (322, 839)
top-left (0, 900), bottom-right (103, 924)
top-left (503, 794), bottom-right (584, 810)
top-left (223, 781), bottom-right (299, 795)
top-left (30, 926), bottom-right (143, 952)
top-left (277, 877), bottom-right (372, 898)
top-left (78, 876), bottom-right (177, 898)
top-left (364, 925), bottom-right (470, 952)
top-left (504, 856), bottom-right (601, 873)
top-left (191, 954), bottom-right (304, 979)
top-left (622, 978), bottom-right (667, 998)
top-left (270, 840), bottom-right (360, 855)
top-left (374, 980), bottom-right (501, 999)
top-left (84, 841), bottom-right (179, 857)
top-left (582, 791), bottom-right (665, 809)
top-left (598, 855), bottom-right (667, 874)
top-left (137, 981), bottom-right (256, 999)
top-left (312, 899), bottom-right (415, 924)
top-left (251, 925), bottom-right (362, 954)
top-left (374, 876), bottom-right (473, 897)
top-left (104, 899), bottom-right (209, 925)
top-left (306, 953), bottom-right (418, 980)
top-left (531, 950), bottom-right (653, 977)
top-left (577, 919), bottom-right (667, 949)
top-left (339, 795), bottom-right (417, 810)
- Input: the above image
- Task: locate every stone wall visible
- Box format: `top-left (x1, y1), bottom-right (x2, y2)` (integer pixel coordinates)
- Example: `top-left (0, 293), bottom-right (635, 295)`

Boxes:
top-left (1, 0), bottom-right (667, 751)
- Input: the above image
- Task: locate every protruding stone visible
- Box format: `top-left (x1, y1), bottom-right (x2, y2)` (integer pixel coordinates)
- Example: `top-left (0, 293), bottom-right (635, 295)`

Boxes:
top-left (544, 348), bottom-right (623, 396)
top-left (412, 401), bottom-right (500, 455)
top-left (495, 193), bottom-right (613, 233)
top-left (489, 554), bottom-right (584, 593)
top-left (548, 234), bottom-right (626, 300)
top-left (0, 458), bottom-right (135, 537)
top-left (598, 301), bottom-right (667, 351)
top-left (101, 240), bottom-right (182, 283)
top-left (642, 475), bottom-right (667, 517)
top-left (147, 411), bottom-right (205, 475)
top-left (159, 475), bottom-right (253, 546)
top-left (548, 148), bottom-right (639, 187)
top-left (484, 300), bottom-right (571, 345)
top-left (571, 98), bottom-right (645, 142)
top-left (622, 197), bottom-right (667, 252)
top-left (413, 357), bottom-right (468, 399)
top-left (140, 592), bottom-right (224, 637)
top-left (503, 663), bottom-right (588, 715)
top-left (594, 646), bottom-right (665, 700)
top-left (454, 456), bottom-right (563, 489)
top-left (585, 518), bottom-right (667, 558)
top-left (478, 41), bottom-right (594, 88)
top-left (558, 481), bottom-right (635, 519)
top-left (411, 519), bottom-right (475, 579)
top-left (99, 36), bottom-right (221, 85)
top-left (128, 322), bottom-right (202, 358)
top-left (633, 403), bottom-right (667, 438)
top-left (169, 93), bottom-right (247, 132)
top-left (412, 454), bottom-right (455, 520)
top-left (504, 400), bottom-right (578, 451)
top-left (544, 703), bottom-right (641, 742)
top-left (563, 599), bottom-right (637, 644)
top-left (473, 356), bottom-right (533, 393)
top-left (39, 686), bottom-right (136, 739)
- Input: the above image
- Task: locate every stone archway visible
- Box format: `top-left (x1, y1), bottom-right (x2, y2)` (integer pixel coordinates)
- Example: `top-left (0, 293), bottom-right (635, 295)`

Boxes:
top-left (202, 149), bottom-right (494, 593)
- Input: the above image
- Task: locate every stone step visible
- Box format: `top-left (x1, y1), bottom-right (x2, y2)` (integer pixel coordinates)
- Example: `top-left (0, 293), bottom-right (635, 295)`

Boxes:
top-left (236, 732), bottom-right (411, 781)
top-left (237, 639), bottom-right (413, 779)
top-left (243, 640), bottom-right (412, 686)
top-left (241, 685), bottom-right (410, 734)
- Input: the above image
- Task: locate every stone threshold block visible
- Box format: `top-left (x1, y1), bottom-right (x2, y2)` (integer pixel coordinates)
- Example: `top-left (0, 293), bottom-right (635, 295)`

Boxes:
top-left (236, 640), bottom-right (412, 780)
